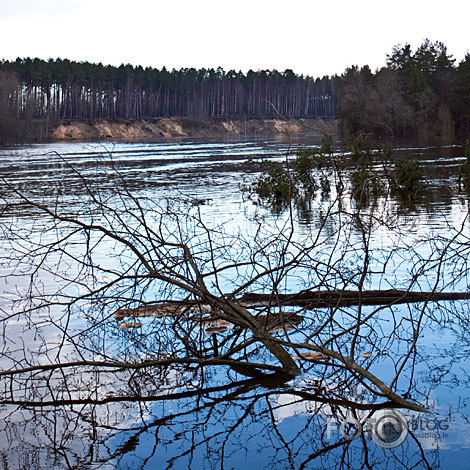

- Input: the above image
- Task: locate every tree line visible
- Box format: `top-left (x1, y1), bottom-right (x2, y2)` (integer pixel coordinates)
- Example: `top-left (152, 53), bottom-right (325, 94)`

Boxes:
top-left (337, 39), bottom-right (470, 140)
top-left (0, 58), bottom-right (336, 122)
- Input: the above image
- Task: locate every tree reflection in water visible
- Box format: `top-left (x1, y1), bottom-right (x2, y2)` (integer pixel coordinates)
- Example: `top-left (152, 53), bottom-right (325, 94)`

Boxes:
top-left (0, 151), bottom-right (469, 469)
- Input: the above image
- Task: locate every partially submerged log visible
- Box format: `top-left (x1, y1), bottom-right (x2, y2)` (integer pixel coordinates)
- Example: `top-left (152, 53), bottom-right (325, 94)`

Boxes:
top-left (294, 351), bottom-right (329, 361)
top-left (114, 289), bottom-right (470, 321)
top-left (115, 301), bottom-right (197, 321)
top-left (116, 303), bottom-right (303, 333)
top-left (119, 321), bottom-right (142, 329)
top-left (239, 288), bottom-right (470, 308)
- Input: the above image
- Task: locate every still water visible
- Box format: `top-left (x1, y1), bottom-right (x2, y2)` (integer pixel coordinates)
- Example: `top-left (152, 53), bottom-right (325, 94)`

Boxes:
top-left (0, 137), bottom-right (469, 469)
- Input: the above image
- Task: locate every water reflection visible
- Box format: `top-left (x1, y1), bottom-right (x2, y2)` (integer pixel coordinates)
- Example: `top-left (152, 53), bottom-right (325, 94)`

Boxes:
top-left (0, 316), bottom-right (468, 470)
top-left (0, 138), bottom-right (469, 469)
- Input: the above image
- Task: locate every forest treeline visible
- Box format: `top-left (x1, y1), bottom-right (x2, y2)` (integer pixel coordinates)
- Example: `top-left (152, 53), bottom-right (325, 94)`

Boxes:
top-left (338, 39), bottom-right (470, 140)
top-left (0, 39), bottom-right (469, 143)
top-left (0, 59), bottom-right (336, 143)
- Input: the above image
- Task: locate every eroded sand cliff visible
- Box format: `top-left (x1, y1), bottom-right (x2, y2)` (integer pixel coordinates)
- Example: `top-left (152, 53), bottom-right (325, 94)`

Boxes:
top-left (52, 117), bottom-right (336, 141)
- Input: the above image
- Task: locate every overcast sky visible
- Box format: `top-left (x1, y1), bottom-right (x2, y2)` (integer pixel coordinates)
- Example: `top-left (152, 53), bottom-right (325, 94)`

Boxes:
top-left (1, 0), bottom-right (469, 77)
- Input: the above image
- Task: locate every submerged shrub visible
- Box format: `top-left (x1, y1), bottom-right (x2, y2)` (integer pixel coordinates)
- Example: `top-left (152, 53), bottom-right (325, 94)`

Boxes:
top-left (351, 167), bottom-right (384, 203)
top-left (292, 154), bottom-right (317, 192)
top-left (393, 159), bottom-right (422, 195)
top-left (348, 135), bottom-right (387, 204)
top-left (296, 134), bottom-right (333, 158)
top-left (252, 162), bottom-right (294, 206)
top-left (251, 134), bottom-right (336, 209)
top-left (319, 133), bottom-right (333, 154)
top-left (349, 133), bottom-right (375, 165)
top-left (319, 174), bottom-right (331, 198)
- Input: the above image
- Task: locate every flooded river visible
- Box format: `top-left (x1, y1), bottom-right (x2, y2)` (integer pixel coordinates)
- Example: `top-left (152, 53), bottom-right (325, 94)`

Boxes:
top-left (0, 137), bottom-right (469, 469)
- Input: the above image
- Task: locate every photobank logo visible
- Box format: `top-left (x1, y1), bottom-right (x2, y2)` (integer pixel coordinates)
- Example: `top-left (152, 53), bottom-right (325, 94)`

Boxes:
top-left (326, 409), bottom-right (409, 449)
top-left (327, 410), bottom-right (451, 448)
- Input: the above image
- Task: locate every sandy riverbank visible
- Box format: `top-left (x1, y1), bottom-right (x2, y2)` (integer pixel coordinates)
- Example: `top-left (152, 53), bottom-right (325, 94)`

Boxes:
top-left (51, 117), bottom-right (337, 141)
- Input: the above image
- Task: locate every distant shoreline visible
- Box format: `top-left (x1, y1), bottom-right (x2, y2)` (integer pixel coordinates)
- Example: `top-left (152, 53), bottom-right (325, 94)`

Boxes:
top-left (49, 117), bottom-right (337, 142)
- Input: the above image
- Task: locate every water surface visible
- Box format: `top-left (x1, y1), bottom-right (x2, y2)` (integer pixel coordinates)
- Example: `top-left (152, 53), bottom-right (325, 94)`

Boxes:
top-left (0, 137), bottom-right (469, 469)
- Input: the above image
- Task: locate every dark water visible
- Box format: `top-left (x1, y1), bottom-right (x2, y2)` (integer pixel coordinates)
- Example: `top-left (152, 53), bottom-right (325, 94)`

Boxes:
top-left (0, 137), bottom-right (469, 469)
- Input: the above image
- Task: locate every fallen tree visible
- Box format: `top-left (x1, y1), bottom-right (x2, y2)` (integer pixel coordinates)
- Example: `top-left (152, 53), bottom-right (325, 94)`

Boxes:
top-left (115, 288), bottom-right (470, 319)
